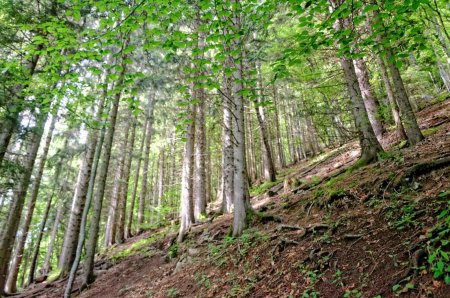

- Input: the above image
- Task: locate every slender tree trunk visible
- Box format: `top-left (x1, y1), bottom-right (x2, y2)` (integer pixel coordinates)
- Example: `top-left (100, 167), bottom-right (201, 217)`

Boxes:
top-left (126, 117), bottom-right (148, 238)
top-left (104, 116), bottom-right (131, 247)
top-left (385, 49), bottom-right (424, 145)
top-left (0, 110), bottom-right (47, 294)
top-left (232, 3), bottom-right (250, 237)
top-left (0, 53), bottom-right (40, 166)
top-left (376, 54), bottom-right (407, 141)
top-left (272, 85), bottom-right (286, 168)
top-left (253, 60), bottom-right (276, 182)
top-left (194, 94), bottom-right (207, 221)
top-left (81, 65), bottom-right (124, 287)
top-left (115, 120), bottom-right (136, 244)
top-left (137, 98), bottom-right (155, 233)
top-left (58, 94), bottom-right (106, 275)
top-left (328, 1), bottom-right (383, 164)
top-left (177, 85), bottom-right (196, 243)
top-left (340, 56), bottom-right (384, 163)
top-left (5, 112), bottom-right (58, 293)
top-left (156, 149), bottom-right (165, 222)
top-left (221, 68), bottom-right (234, 214)
top-left (353, 59), bottom-right (385, 141)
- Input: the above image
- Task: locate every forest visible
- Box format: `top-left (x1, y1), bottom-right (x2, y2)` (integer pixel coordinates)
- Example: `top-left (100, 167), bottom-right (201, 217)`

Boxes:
top-left (0, 0), bottom-right (450, 297)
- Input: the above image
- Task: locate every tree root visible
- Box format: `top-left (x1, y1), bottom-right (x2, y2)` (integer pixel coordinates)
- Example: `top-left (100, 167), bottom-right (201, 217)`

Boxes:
top-left (393, 156), bottom-right (450, 189)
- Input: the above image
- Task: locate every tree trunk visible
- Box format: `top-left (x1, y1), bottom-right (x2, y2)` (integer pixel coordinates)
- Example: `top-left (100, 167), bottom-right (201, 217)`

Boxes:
top-left (178, 83), bottom-right (196, 243)
top-left (0, 110), bottom-right (47, 294)
top-left (376, 54), bottom-right (407, 141)
top-left (137, 98), bottom-right (155, 233)
top-left (232, 3), bottom-right (250, 237)
top-left (115, 120), bottom-right (136, 244)
top-left (221, 64), bottom-right (234, 214)
top-left (104, 115), bottom-right (131, 247)
top-left (126, 117), bottom-right (148, 238)
top-left (58, 91), bottom-right (107, 276)
top-left (272, 85), bottom-right (286, 168)
top-left (81, 67), bottom-right (124, 287)
top-left (385, 49), bottom-right (424, 145)
top-left (254, 59), bottom-right (276, 182)
top-left (194, 94), bottom-right (207, 221)
top-left (353, 59), bottom-right (385, 141)
top-left (5, 112), bottom-right (57, 293)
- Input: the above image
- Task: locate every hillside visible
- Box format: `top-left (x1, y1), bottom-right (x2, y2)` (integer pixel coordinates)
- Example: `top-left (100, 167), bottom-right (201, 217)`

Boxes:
top-left (16, 99), bottom-right (450, 298)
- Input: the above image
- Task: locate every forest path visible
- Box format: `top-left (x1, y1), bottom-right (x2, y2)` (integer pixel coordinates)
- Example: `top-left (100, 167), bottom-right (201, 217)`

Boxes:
top-left (16, 98), bottom-right (450, 297)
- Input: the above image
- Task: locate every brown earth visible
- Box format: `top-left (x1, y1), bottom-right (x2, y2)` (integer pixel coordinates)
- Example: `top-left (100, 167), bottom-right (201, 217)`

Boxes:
top-left (16, 98), bottom-right (450, 298)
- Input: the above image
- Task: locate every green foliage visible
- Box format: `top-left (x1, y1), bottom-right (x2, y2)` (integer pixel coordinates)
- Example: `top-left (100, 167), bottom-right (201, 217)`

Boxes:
top-left (194, 272), bottom-right (211, 289)
top-left (166, 287), bottom-right (179, 298)
top-left (299, 265), bottom-right (322, 298)
top-left (168, 243), bottom-right (178, 259)
top-left (249, 179), bottom-right (282, 196)
top-left (427, 201), bottom-right (450, 284)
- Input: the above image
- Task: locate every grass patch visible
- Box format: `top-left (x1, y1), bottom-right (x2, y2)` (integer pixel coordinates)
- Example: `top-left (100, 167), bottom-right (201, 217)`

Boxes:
top-left (250, 179), bottom-right (282, 196)
top-left (422, 126), bottom-right (440, 137)
top-left (47, 268), bottom-right (62, 282)
top-left (112, 231), bottom-right (166, 261)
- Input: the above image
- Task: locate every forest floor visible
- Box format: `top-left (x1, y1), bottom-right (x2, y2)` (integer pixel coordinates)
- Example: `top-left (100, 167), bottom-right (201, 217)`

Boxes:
top-left (17, 98), bottom-right (450, 298)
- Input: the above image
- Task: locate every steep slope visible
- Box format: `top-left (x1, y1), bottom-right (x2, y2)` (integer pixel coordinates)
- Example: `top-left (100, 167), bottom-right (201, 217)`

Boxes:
top-left (17, 98), bottom-right (450, 297)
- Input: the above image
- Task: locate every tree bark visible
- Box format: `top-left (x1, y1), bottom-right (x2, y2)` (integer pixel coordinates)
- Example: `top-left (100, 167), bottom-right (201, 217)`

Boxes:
top-left (353, 59), bottom-right (385, 141)
top-left (177, 84), bottom-right (196, 243)
top-left (5, 111), bottom-right (58, 293)
top-left (104, 115), bottom-right (131, 247)
top-left (137, 98), bottom-right (155, 233)
top-left (81, 66), bottom-right (124, 287)
top-left (254, 59), bottom-right (276, 182)
top-left (58, 93), bottom-right (106, 276)
top-left (115, 119), bottom-right (136, 244)
top-left (385, 49), bottom-right (424, 145)
top-left (376, 54), bottom-right (407, 141)
top-left (0, 110), bottom-right (47, 294)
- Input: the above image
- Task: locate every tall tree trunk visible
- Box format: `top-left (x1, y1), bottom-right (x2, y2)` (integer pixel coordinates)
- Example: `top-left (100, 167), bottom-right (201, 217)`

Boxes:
top-left (178, 83), bottom-right (196, 243)
top-left (156, 149), bottom-right (165, 223)
top-left (353, 59), bottom-right (385, 141)
top-left (115, 120), bottom-right (136, 244)
top-left (81, 65), bottom-right (124, 288)
top-left (126, 117), bottom-right (148, 238)
top-left (328, 0), bottom-right (384, 164)
top-left (232, 3), bottom-right (250, 237)
top-left (0, 110), bottom-right (47, 294)
top-left (254, 59), bottom-right (276, 182)
top-left (0, 53), bottom-right (41, 166)
top-left (63, 110), bottom-right (107, 297)
top-left (137, 98), bottom-right (155, 233)
top-left (58, 94), bottom-right (106, 275)
top-left (194, 95), bottom-right (207, 221)
top-left (384, 49), bottom-right (424, 145)
top-left (221, 64), bottom-right (234, 214)
top-left (376, 54), bottom-right (407, 141)
top-left (272, 85), bottom-right (286, 168)
top-left (104, 115), bottom-right (131, 247)
top-left (5, 111), bottom-right (58, 293)
top-left (340, 56), bottom-right (384, 163)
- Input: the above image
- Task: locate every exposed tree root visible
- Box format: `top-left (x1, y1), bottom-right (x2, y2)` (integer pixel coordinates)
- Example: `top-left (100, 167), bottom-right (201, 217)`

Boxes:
top-left (393, 156), bottom-right (450, 188)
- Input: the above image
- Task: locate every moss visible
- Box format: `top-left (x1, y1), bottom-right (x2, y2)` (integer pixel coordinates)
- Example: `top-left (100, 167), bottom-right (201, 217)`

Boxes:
top-left (112, 231), bottom-right (165, 261)
top-left (47, 268), bottom-right (62, 282)
top-left (422, 126), bottom-right (440, 137)
top-left (249, 179), bottom-right (282, 196)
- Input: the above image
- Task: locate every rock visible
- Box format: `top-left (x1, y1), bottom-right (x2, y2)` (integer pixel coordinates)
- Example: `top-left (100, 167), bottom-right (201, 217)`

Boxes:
top-left (173, 255), bottom-right (193, 274)
top-left (188, 247), bottom-right (200, 256)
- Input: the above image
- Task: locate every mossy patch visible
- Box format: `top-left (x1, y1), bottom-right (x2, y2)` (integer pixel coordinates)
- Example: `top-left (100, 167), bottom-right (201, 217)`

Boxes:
top-left (112, 231), bottom-right (166, 261)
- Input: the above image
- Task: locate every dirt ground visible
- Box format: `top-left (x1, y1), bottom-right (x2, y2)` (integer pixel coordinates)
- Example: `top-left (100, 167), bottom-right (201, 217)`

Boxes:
top-left (16, 98), bottom-right (450, 298)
